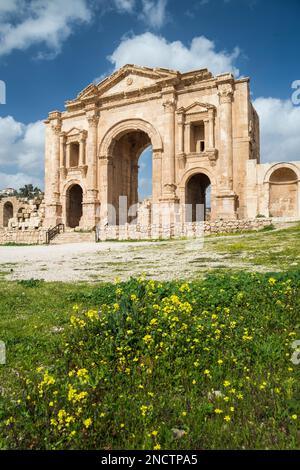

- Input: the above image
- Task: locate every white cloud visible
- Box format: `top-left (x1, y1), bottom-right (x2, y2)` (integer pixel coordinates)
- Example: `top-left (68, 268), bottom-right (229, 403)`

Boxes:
top-left (0, 116), bottom-right (44, 190)
top-left (140, 0), bottom-right (168, 29)
top-left (113, 0), bottom-right (136, 13)
top-left (0, 0), bottom-right (22, 16)
top-left (253, 97), bottom-right (300, 163)
top-left (0, 0), bottom-right (92, 58)
top-left (0, 171), bottom-right (42, 190)
top-left (108, 32), bottom-right (240, 76)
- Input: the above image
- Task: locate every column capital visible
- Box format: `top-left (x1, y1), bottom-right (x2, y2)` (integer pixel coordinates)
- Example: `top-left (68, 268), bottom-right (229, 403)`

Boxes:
top-left (51, 123), bottom-right (62, 136)
top-left (218, 83), bottom-right (234, 104)
top-left (87, 114), bottom-right (99, 128)
top-left (80, 129), bottom-right (88, 141)
top-left (177, 113), bottom-right (185, 125)
top-left (163, 99), bottom-right (176, 112)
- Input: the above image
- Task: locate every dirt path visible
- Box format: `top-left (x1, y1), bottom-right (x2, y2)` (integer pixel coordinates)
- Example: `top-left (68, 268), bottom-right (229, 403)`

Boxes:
top-left (1, 227), bottom-right (290, 282)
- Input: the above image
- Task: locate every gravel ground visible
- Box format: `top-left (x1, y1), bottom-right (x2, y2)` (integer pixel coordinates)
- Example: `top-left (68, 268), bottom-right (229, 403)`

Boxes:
top-left (0, 235), bottom-right (263, 282)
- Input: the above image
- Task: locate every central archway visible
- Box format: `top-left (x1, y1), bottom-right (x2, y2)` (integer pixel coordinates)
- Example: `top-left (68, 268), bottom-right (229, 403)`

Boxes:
top-left (99, 119), bottom-right (163, 225)
top-left (3, 201), bottom-right (13, 227)
top-left (66, 184), bottom-right (83, 228)
top-left (111, 130), bottom-right (152, 224)
top-left (185, 173), bottom-right (211, 222)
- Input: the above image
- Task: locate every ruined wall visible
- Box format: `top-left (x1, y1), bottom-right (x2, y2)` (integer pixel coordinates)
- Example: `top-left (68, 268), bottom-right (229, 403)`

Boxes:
top-left (96, 218), bottom-right (274, 241)
top-left (0, 229), bottom-right (47, 245)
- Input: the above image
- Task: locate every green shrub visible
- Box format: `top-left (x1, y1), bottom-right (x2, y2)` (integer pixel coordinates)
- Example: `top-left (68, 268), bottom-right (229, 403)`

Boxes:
top-left (2, 272), bottom-right (300, 450)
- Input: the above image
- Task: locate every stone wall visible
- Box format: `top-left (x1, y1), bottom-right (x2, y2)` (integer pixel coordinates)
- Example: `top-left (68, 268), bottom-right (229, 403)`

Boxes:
top-left (0, 228), bottom-right (47, 245)
top-left (96, 218), bottom-right (274, 241)
top-left (0, 195), bottom-right (45, 230)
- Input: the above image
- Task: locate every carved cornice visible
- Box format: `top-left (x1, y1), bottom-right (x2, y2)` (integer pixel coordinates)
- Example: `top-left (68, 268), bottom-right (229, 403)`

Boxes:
top-left (48, 111), bottom-right (62, 120)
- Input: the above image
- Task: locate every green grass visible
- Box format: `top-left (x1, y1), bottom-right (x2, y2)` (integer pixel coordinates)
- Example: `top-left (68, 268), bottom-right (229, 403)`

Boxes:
top-left (206, 223), bottom-right (300, 270)
top-left (1, 272), bottom-right (300, 450)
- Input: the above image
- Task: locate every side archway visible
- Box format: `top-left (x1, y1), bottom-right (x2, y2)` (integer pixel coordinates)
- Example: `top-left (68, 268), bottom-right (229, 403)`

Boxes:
top-left (179, 167), bottom-right (216, 222)
top-left (65, 183), bottom-right (83, 228)
top-left (3, 201), bottom-right (13, 227)
top-left (264, 163), bottom-right (299, 218)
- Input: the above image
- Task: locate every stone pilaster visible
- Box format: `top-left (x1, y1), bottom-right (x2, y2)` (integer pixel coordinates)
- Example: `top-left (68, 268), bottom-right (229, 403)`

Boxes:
top-left (177, 112), bottom-right (186, 170)
top-left (79, 131), bottom-right (87, 167)
top-left (82, 107), bottom-right (99, 228)
top-left (161, 98), bottom-right (178, 202)
top-left (44, 111), bottom-right (62, 227)
top-left (207, 108), bottom-right (215, 149)
top-left (217, 80), bottom-right (237, 219)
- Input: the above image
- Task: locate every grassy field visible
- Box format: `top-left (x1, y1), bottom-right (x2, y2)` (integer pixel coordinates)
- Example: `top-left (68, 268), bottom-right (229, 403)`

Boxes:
top-left (0, 270), bottom-right (300, 449)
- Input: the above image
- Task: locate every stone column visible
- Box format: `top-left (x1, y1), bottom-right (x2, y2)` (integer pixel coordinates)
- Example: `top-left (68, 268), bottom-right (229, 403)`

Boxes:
top-left (59, 133), bottom-right (66, 168)
top-left (184, 122), bottom-right (191, 154)
top-left (66, 144), bottom-right (71, 168)
top-left (204, 119), bottom-right (209, 151)
top-left (177, 112), bottom-right (186, 171)
top-left (216, 81), bottom-right (237, 219)
top-left (52, 122), bottom-right (61, 198)
top-left (177, 112), bottom-right (185, 154)
top-left (83, 107), bottom-right (99, 229)
top-left (99, 156), bottom-right (114, 225)
top-left (79, 140), bottom-right (84, 167)
top-left (44, 111), bottom-right (62, 227)
top-left (218, 83), bottom-right (234, 190)
top-left (207, 108), bottom-right (215, 149)
top-left (86, 114), bottom-right (99, 195)
top-left (152, 151), bottom-right (162, 203)
top-left (162, 99), bottom-right (177, 201)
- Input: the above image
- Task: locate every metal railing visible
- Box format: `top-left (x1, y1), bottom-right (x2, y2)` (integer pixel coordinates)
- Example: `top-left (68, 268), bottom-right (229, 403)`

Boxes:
top-left (46, 223), bottom-right (65, 244)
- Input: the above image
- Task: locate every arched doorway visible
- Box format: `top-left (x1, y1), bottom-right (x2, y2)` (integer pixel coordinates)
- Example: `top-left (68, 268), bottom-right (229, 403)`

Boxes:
top-left (66, 184), bottom-right (83, 228)
top-left (269, 167), bottom-right (298, 217)
top-left (111, 130), bottom-right (152, 224)
top-left (3, 201), bottom-right (13, 227)
top-left (185, 173), bottom-right (211, 222)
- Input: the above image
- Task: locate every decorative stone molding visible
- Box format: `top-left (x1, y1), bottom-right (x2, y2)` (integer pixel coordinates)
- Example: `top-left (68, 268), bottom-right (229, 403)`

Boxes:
top-left (163, 99), bottom-right (176, 112)
top-left (217, 83), bottom-right (234, 104)
top-left (87, 115), bottom-right (99, 127)
top-left (51, 123), bottom-right (62, 135)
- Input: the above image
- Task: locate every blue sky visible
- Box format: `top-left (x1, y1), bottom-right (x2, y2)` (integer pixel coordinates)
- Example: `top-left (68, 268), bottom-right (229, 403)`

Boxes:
top-left (0, 0), bottom-right (300, 195)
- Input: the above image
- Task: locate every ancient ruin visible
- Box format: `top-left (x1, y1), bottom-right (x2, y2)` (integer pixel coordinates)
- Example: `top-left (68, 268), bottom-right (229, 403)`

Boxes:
top-left (1, 65), bottom-right (300, 242)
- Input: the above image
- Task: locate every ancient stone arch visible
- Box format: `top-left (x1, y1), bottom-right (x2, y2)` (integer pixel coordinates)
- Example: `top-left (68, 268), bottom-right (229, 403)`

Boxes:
top-left (263, 162), bottom-right (300, 184)
top-left (43, 64), bottom-right (300, 233)
top-left (99, 118), bottom-right (163, 157)
top-left (62, 180), bottom-right (86, 228)
top-left (3, 201), bottom-right (13, 227)
top-left (264, 163), bottom-right (300, 218)
top-left (179, 167), bottom-right (216, 221)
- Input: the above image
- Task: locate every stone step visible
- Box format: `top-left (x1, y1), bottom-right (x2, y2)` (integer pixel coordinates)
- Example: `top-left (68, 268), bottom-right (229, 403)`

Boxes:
top-left (50, 231), bottom-right (95, 244)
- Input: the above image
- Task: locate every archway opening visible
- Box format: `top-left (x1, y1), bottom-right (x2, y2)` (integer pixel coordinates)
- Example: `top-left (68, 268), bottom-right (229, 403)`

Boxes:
top-left (3, 201), bottom-right (13, 227)
top-left (66, 184), bottom-right (83, 228)
top-left (185, 173), bottom-right (211, 222)
top-left (111, 130), bottom-right (152, 224)
top-left (269, 167), bottom-right (298, 218)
